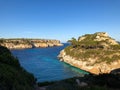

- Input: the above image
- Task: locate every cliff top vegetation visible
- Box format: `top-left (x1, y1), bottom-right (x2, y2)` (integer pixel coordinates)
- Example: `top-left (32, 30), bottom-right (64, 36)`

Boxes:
top-left (0, 46), bottom-right (36, 90)
top-left (65, 32), bottom-right (120, 64)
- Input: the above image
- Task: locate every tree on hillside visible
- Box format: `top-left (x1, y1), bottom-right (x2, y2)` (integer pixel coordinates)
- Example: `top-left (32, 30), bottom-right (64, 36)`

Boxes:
top-left (68, 37), bottom-right (79, 47)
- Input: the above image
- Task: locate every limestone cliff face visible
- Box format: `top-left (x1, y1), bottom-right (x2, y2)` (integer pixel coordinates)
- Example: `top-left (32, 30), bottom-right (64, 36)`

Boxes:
top-left (58, 32), bottom-right (120, 74)
top-left (58, 50), bottom-right (120, 74)
top-left (0, 39), bottom-right (63, 49)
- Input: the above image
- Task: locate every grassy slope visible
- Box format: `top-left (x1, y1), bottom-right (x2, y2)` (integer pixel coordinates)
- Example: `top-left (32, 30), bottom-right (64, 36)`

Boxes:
top-left (38, 73), bottom-right (120, 90)
top-left (0, 46), bottom-right (36, 90)
top-left (65, 33), bottom-right (120, 64)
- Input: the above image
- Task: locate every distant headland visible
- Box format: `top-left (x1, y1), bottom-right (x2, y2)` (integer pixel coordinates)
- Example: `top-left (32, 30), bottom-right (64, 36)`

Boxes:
top-left (0, 38), bottom-right (63, 49)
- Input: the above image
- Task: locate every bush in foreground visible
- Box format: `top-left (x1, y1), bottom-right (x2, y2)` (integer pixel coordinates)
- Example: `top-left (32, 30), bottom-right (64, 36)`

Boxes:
top-left (0, 46), bottom-right (36, 90)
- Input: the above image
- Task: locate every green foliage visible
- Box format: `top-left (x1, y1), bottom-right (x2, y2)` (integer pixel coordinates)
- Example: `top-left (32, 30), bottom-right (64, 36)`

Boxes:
top-left (38, 81), bottom-right (56, 87)
top-left (0, 39), bottom-right (4, 43)
top-left (111, 45), bottom-right (120, 50)
top-left (47, 85), bottom-right (107, 90)
top-left (46, 73), bottom-right (120, 90)
top-left (64, 34), bottom-right (120, 64)
top-left (0, 46), bottom-right (36, 90)
top-left (68, 37), bottom-right (79, 47)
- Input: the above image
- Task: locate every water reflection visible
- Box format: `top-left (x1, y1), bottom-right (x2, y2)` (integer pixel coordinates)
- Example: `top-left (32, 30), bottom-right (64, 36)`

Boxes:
top-left (62, 62), bottom-right (89, 76)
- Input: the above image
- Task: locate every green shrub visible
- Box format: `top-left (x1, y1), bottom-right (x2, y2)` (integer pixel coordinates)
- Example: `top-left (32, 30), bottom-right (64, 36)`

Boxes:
top-left (64, 35), bottom-right (120, 64)
top-left (0, 46), bottom-right (36, 90)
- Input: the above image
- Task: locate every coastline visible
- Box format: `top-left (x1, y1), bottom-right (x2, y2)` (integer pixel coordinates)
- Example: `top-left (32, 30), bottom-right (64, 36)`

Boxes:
top-left (0, 38), bottom-right (63, 49)
top-left (58, 32), bottom-right (120, 74)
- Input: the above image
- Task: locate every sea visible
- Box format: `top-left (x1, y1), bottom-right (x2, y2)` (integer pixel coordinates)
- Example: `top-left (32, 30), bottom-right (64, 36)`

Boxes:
top-left (11, 43), bottom-right (88, 82)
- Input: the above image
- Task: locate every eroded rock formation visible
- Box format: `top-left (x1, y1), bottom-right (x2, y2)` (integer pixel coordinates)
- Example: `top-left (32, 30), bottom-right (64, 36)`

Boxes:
top-left (0, 39), bottom-right (63, 49)
top-left (58, 32), bottom-right (120, 74)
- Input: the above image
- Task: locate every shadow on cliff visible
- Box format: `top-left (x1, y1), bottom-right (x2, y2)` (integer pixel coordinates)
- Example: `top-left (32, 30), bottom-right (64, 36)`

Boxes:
top-left (84, 68), bottom-right (120, 89)
top-left (38, 68), bottom-right (120, 90)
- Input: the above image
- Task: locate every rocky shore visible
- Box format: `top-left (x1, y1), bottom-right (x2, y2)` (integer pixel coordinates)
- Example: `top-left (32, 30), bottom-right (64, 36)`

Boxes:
top-left (0, 39), bottom-right (63, 49)
top-left (58, 32), bottom-right (120, 74)
top-left (58, 50), bottom-right (120, 74)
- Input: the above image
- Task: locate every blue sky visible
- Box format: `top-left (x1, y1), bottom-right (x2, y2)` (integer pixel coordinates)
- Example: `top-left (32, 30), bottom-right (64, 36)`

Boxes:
top-left (0, 0), bottom-right (120, 42)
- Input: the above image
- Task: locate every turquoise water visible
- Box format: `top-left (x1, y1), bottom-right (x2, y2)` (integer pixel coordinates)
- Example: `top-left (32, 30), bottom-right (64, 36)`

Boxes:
top-left (11, 43), bottom-right (88, 82)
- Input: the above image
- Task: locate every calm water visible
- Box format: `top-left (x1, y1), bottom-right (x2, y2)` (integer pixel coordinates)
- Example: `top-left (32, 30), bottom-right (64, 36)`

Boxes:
top-left (11, 43), bottom-right (88, 82)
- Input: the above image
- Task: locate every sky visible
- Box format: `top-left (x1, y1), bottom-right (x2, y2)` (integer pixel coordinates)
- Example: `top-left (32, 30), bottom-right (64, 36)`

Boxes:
top-left (0, 0), bottom-right (120, 42)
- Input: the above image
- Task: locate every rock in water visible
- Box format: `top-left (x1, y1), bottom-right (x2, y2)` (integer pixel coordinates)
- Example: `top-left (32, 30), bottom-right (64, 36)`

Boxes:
top-left (58, 32), bottom-right (120, 74)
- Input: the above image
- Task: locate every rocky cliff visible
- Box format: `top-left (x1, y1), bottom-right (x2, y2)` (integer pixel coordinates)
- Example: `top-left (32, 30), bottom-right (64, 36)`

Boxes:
top-left (58, 32), bottom-right (120, 74)
top-left (0, 39), bottom-right (63, 49)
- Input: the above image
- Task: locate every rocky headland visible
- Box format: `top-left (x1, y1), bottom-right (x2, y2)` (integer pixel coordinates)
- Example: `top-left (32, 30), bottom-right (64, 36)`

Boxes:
top-left (0, 39), bottom-right (63, 49)
top-left (58, 32), bottom-right (120, 74)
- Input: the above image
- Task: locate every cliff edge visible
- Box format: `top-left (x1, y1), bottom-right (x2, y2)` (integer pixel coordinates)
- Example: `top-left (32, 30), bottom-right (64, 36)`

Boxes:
top-left (0, 39), bottom-right (63, 49)
top-left (58, 32), bottom-right (120, 74)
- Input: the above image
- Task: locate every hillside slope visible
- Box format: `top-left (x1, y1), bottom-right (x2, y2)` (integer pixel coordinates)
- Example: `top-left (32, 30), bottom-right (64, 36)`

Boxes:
top-left (58, 32), bottom-right (120, 74)
top-left (0, 46), bottom-right (36, 90)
